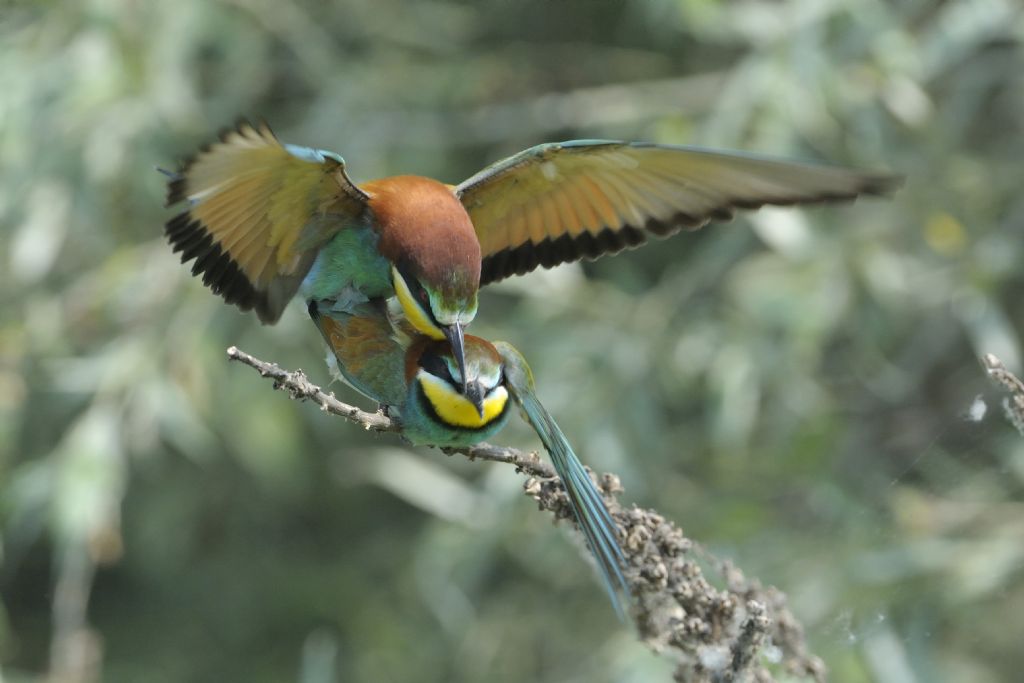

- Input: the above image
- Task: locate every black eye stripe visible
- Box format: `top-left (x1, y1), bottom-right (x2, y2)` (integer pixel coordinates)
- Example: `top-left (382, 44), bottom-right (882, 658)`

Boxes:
top-left (419, 350), bottom-right (457, 387)
top-left (408, 276), bottom-right (427, 301)
top-left (397, 263), bottom-right (440, 325)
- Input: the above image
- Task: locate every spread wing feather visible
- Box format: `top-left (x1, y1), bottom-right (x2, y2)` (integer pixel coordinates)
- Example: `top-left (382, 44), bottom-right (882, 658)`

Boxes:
top-left (165, 120), bottom-right (369, 323)
top-left (457, 141), bottom-right (902, 285)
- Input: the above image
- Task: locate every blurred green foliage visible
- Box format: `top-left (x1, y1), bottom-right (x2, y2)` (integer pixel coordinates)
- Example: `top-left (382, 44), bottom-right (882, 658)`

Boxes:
top-left (2, 0), bottom-right (1023, 681)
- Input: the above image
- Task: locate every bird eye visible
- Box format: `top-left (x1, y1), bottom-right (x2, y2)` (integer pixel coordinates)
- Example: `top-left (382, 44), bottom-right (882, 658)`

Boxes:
top-left (407, 276), bottom-right (429, 304)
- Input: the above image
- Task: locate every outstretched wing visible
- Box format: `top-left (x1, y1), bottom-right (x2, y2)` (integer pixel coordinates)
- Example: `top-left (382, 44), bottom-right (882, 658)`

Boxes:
top-left (494, 341), bottom-right (630, 619)
top-left (165, 120), bottom-right (370, 323)
top-left (457, 141), bottom-right (902, 285)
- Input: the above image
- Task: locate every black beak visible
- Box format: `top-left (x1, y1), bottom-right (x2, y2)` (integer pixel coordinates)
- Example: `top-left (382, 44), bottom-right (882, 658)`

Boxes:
top-left (443, 322), bottom-right (468, 393)
top-left (464, 381), bottom-right (486, 418)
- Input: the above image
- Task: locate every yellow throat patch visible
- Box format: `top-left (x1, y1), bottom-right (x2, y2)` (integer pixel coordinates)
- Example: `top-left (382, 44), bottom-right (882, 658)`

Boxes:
top-left (417, 372), bottom-right (508, 428)
top-left (392, 267), bottom-right (444, 340)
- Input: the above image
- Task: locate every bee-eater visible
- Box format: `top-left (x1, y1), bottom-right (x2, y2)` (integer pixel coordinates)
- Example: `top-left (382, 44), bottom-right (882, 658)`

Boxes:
top-left (308, 300), bottom-right (630, 615)
top-left (165, 120), bottom-right (900, 382)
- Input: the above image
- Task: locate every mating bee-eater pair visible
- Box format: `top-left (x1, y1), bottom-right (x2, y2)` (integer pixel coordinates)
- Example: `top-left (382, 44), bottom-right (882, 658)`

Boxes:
top-left (164, 120), bottom-right (899, 616)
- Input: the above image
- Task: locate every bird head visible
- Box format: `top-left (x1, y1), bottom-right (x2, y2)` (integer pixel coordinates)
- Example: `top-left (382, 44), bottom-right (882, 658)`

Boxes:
top-left (408, 335), bottom-right (509, 432)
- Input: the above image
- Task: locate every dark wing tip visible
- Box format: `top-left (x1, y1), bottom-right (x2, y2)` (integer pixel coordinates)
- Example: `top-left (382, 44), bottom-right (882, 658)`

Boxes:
top-left (165, 176), bottom-right (188, 207)
top-left (165, 211), bottom-right (264, 317)
top-left (164, 147), bottom-right (199, 206)
top-left (480, 226), bottom-right (650, 286)
top-left (164, 143), bottom-right (206, 207)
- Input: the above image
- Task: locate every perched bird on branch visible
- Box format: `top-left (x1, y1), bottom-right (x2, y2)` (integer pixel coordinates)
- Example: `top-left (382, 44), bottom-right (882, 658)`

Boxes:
top-left (308, 300), bottom-right (630, 617)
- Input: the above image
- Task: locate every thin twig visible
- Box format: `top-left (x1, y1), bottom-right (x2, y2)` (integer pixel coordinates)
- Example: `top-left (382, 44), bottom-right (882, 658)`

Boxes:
top-left (982, 353), bottom-right (1024, 435)
top-left (227, 345), bottom-right (825, 682)
top-left (226, 346), bottom-right (556, 478)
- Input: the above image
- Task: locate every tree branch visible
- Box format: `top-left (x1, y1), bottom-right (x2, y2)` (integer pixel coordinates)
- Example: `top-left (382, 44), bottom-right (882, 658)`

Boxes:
top-left (982, 353), bottom-right (1024, 435)
top-left (226, 346), bottom-right (556, 477)
top-left (227, 345), bottom-right (825, 682)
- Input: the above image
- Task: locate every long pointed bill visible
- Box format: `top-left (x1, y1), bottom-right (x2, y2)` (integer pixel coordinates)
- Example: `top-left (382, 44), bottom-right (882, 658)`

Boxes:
top-left (464, 381), bottom-right (486, 419)
top-left (443, 322), bottom-right (468, 393)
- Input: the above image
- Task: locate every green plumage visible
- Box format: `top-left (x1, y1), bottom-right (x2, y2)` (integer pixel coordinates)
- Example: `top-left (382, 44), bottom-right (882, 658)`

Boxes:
top-left (300, 225), bottom-right (392, 307)
top-left (495, 342), bottom-right (630, 619)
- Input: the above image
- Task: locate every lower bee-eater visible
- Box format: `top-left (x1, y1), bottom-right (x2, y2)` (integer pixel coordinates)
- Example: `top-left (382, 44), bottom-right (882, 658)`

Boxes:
top-left (308, 301), bottom-right (630, 616)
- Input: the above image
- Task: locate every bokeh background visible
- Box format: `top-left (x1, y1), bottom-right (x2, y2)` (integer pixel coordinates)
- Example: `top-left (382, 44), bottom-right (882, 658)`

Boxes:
top-left (2, 0), bottom-right (1023, 681)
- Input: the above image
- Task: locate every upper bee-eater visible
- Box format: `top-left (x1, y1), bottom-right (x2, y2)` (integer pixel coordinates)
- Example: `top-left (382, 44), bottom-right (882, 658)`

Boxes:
top-left (164, 120), bottom-right (900, 382)
top-left (308, 300), bottom-right (630, 616)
